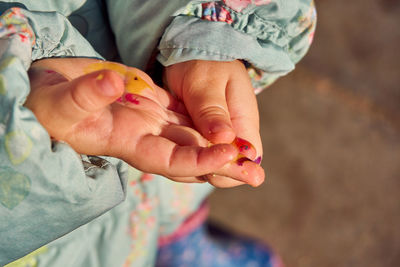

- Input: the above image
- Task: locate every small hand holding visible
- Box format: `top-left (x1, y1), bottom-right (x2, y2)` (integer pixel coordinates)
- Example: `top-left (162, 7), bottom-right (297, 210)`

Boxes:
top-left (164, 60), bottom-right (265, 187)
top-left (25, 59), bottom-right (239, 181)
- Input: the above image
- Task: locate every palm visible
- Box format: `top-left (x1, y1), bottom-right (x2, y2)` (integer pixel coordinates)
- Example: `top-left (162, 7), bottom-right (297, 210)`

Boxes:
top-left (67, 90), bottom-right (195, 164)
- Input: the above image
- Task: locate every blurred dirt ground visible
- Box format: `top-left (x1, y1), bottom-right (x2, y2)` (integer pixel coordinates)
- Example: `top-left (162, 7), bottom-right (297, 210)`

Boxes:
top-left (209, 1), bottom-right (400, 266)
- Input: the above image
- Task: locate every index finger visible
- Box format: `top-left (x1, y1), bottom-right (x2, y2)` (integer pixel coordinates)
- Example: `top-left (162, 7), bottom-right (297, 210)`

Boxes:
top-left (123, 134), bottom-right (239, 177)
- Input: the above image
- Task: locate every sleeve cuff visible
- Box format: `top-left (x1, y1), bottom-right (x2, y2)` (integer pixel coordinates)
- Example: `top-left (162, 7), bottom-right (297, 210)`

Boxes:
top-left (157, 0), bottom-right (316, 92)
top-left (158, 16), bottom-right (294, 76)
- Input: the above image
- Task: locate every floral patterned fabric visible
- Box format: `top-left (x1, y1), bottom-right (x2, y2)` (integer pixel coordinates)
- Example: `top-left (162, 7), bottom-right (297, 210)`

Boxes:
top-left (0, 8), bottom-right (34, 46)
top-left (159, 0), bottom-right (316, 92)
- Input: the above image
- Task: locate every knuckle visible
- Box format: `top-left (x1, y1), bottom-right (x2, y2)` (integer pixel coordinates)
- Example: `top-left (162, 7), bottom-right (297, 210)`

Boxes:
top-left (196, 104), bottom-right (229, 121)
top-left (71, 81), bottom-right (98, 113)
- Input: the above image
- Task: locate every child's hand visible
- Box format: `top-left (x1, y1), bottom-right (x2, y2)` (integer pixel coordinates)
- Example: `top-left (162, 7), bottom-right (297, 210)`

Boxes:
top-left (164, 60), bottom-right (264, 187)
top-left (24, 58), bottom-right (243, 183)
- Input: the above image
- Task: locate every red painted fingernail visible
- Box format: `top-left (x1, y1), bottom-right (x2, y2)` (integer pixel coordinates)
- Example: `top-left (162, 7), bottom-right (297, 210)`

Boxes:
top-left (125, 93), bottom-right (140, 105)
top-left (232, 137), bottom-right (255, 153)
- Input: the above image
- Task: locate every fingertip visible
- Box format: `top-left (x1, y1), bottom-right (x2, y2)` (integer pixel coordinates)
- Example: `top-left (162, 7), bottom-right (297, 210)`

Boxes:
top-left (243, 162), bottom-right (265, 187)
top-left (206, 123), bottom-right (236, 144)
top-left (223, 159), bottom-right (265, 187)
top-left (95, 70), bottom-right (125, 98)
top-left (250, 175), bottom-right (265, 187)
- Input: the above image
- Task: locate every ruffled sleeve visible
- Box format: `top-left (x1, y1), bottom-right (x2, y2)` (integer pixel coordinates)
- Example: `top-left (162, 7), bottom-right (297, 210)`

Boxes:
top-left (0, 7), bottom-right (126, 265)
top-left (157, 0), bottom-right (316, 93)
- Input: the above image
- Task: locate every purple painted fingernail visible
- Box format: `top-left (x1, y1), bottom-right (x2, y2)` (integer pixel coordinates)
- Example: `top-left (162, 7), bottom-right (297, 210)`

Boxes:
top-left (236, 156), bottom-right (252, 166)
top-left (197, 175), bottom-right (208, 182)
top-left (254, 156), bottom-right (262, 165)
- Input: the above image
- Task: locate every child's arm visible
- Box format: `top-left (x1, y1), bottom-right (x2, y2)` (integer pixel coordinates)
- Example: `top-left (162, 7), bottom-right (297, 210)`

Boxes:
top-left (0, 8), bottom-right (127, 265)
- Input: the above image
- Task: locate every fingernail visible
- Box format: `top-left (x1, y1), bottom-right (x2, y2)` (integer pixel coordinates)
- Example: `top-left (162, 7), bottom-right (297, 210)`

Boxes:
top-left (235, 155), bottom-right (252, 166)
top-left (254, 156), bottom-right (262, 165)
top-left (124, 93), bottom-right (140, 105)
top-left (197, 175), bottom-right (208, 182)
top-left (232, 137), bottom-right (255, 153)
top-left (209, 122), bottom-right (231, 134)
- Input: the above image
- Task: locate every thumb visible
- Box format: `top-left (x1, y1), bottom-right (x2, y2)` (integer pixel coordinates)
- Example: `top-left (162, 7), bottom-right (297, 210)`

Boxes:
top-left (26, 70), bottom-right (124, 138)
top-left (52, 70), bottom-right (124, 122)
top-left (166, 61), bottom-right (236, 144)
top-left (69, 69), bottom-right (123, 109)
top-left (183, 84), bottom-right (236, 144)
